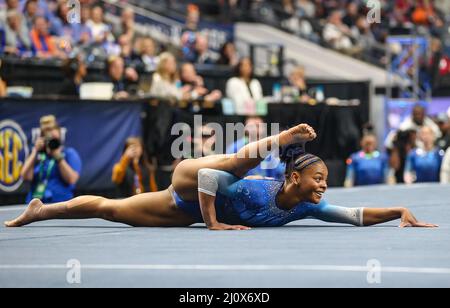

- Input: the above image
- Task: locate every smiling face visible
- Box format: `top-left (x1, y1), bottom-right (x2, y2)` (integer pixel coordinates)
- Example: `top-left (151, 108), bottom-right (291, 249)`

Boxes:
top-left (290, 161), bottom-right (328, 204)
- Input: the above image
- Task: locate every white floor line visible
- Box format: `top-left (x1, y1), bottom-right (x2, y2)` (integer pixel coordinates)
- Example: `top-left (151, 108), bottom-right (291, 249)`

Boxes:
top-left (0, 206), bottom-right (25, 212)
top-left (0, 264), bottom-right (450, 274)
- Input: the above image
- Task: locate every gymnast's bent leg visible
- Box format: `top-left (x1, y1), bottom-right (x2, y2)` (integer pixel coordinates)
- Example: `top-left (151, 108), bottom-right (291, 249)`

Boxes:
top-left (4, 190), bottom-right (196, 228)
top-left (172, 123), bottom-right (317, 201)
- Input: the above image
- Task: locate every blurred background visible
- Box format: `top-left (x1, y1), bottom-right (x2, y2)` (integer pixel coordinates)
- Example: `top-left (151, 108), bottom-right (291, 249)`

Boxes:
top-left (1, 0), bottom-right (450, 205)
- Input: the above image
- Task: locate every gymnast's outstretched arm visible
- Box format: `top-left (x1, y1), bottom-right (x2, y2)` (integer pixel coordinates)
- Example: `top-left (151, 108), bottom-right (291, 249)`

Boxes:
top-left (197, 168), bottom-right (251, 231)
top-left (312, 204), bottom-right (438, 228)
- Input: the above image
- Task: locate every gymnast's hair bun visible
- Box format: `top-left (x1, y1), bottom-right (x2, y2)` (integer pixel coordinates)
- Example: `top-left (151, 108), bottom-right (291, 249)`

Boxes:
top-left (280, 143), bottom-right (305, 164)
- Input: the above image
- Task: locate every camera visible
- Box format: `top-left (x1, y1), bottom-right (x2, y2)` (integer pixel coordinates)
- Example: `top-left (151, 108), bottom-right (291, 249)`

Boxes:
top-left (45, 137), bottom-right (61, 151)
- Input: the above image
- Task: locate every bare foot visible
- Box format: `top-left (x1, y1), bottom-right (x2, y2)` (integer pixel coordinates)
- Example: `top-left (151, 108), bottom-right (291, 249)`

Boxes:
top-left (280, 124), bottom-right (317, 145)
top-left (4, 199), bottom-right (43, 227)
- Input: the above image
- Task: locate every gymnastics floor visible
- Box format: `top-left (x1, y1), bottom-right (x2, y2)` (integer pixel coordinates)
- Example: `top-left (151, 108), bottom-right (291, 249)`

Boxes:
top-left (1, 184), bottom-right (449, 288)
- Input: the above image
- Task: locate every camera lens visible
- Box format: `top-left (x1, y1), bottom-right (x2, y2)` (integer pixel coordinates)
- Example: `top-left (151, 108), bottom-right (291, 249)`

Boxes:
top-left (46, 138), bottom-right (61, 150)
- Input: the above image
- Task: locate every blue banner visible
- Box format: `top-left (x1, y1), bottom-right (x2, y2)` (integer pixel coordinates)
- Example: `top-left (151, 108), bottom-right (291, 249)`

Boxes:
top-left (0, 100), bottom-right (142, 195)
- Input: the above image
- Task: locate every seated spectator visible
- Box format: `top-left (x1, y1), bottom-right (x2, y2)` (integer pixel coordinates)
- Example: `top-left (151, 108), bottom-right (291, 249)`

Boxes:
top-left (404, 126), bottom-right (445, 184)
top-left (226, 116), bottom-right (285, 180)
top-left (112, 137), bottom-right (157, 197)
top-left (113, 6), bottom-right (136, 42)
top-left (107, 56), bottom-right (135, 100)
top-left (192, 34), bottom-right (216, 65)
top-left (441, 147), bottom-right (450, 184)
top-left (0, 0), bottom-right (21, 24)
top-left (322, 10), bottom-right (361, 56)
top-left (117, 34), bottom-right (137, 69)
top-left (287, 66), bottom-right (311, 103)
top-left (86, 5), bottom-right (112, 44)
top-left (71, 5), bottom-right (92, 45)
top-left (3, 9), bottom-right (32, 56)
top-left (226, 57), bottom-right (263, 115)
top-left (180, 62), bottom-right (222, 103)
top-left (344, 132), bottom-right (391, 187)
top-left (436, 113), bottom-right (450, 151)
top-left (351, 15), bottom-right (378, 53)
top-left (59, 55), bottom-right (87, 98)
top-left (217, 41), bottom-right (239, 67)
top-left (181, 4), bottom-right (200, 62)
top-left (136, 36), bottom-right (159, 72)
top-left (20, 115), bottom-right (82, 204)
top-left (30, 16), bottom-right (63, 58)
top-left (342, 1), bottom-right (359, 28)
top-left (23, 0), bottom-right (38, 30)
top-left (149, 52), bottom-right (190, 101)
top-left (296, 0), bottom-right (316, 18)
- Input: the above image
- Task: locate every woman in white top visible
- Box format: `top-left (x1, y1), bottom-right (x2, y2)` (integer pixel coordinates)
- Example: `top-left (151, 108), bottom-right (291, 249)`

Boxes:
top-left (149, 52), bottom-right (189, 101)
top-left (226, 57), bottom-right (263, 115)
top-left (441, 148), bottom-right (450, 184)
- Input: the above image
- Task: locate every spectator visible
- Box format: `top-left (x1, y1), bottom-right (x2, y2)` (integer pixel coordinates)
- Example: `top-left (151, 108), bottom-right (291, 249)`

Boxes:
top-left (136, 36), bottom-right (159, 72)
top-left (389, 129), bottom-right (417, 184)
top-left (435, 113), bottom-right (450, 151)
top-left (59, 55), bottom-right (87, 98)
top-left (0, 0), bottom-right (21, 24)
top-left (149, 52), bottom-right (190, 101)
top-left (399, 104), bottom-right (442, 141)
top-left (180, 62), bottom-right (222, 103)
top-left (441, 147), bottom-right (450, 184)
top-left (296, 0), bottom-right (316, 18)
top-left (107, 56), bottom-right (134, 100)
top-left (23, 0), bottom-right (38, 30)
top-left (351, 15), bottom-right (378, 53)
top-left (217, 41), bottom-right (239, 67)
top-left (181, 4), bottom-right (200, 62)
top-left (30, 16), bottom-right (63, 58)
top-left (191, 34), bottom-right (216, 65)
top-left (112, 137), bottom-right (157, 197)
top-left (404, 126), bottom-right (444, 184)
top-left (322, 10), bottom-right (361, 56)
top-left (20, 115), bottom-right (82, 204)
top-left (113, 6), bottom-right (136, 41)
top-left (342, 1), bottom-right (359, 28)
top-left (226, 57), bottom-right (263, 115)
top-left (3, 9), bottom-right (32, 56)
top-left (71, 5), bottom-right (92, 45)
top-left (386, 104), bottom-right (442, 150)
top-left (226, 116), bottom-right (285, 180)
top-left (86, 5), bottom-right (112, 44)
top-left (287, 65), bottom-right (311, 103)
top-left (344, 133), bottom-right (391, 187)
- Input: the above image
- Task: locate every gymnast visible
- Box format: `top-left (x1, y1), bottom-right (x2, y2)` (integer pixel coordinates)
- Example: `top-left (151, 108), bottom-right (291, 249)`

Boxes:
top-left (5, 124), bottom-right (437, 230)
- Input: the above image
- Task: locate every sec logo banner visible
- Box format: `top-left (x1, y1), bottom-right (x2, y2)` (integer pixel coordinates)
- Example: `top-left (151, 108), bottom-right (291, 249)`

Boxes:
top-left (0, 120), bottom-right (29, 192)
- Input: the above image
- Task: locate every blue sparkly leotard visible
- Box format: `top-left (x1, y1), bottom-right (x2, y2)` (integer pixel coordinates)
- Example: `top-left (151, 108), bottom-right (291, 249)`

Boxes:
top-left (172, 171), bottom-right (363, 227)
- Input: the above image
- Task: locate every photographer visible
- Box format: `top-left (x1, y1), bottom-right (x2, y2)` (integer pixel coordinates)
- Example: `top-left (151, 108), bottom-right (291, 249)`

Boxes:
top-left (21, 115), bottom-right (82, 203)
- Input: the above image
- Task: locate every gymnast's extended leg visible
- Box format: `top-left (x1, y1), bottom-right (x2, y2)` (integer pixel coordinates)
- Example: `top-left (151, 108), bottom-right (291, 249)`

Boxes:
top-left (4, 190), bottom-right (195, 228)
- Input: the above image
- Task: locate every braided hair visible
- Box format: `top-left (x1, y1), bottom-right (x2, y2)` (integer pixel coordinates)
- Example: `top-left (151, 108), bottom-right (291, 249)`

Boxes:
top-left (280, 143), bottom-right (323, 179)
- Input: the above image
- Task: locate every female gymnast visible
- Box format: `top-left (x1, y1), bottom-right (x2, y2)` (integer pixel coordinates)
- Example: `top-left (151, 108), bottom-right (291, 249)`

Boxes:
top-left (5, 124), bottom-right (437, 230)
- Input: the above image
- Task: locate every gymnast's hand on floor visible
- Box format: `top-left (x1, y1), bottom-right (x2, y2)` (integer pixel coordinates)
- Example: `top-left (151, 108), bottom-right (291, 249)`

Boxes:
top-left (207, 222), bottom-right (251, 231)
top-left (399, 208), bottom-right (438, 228)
